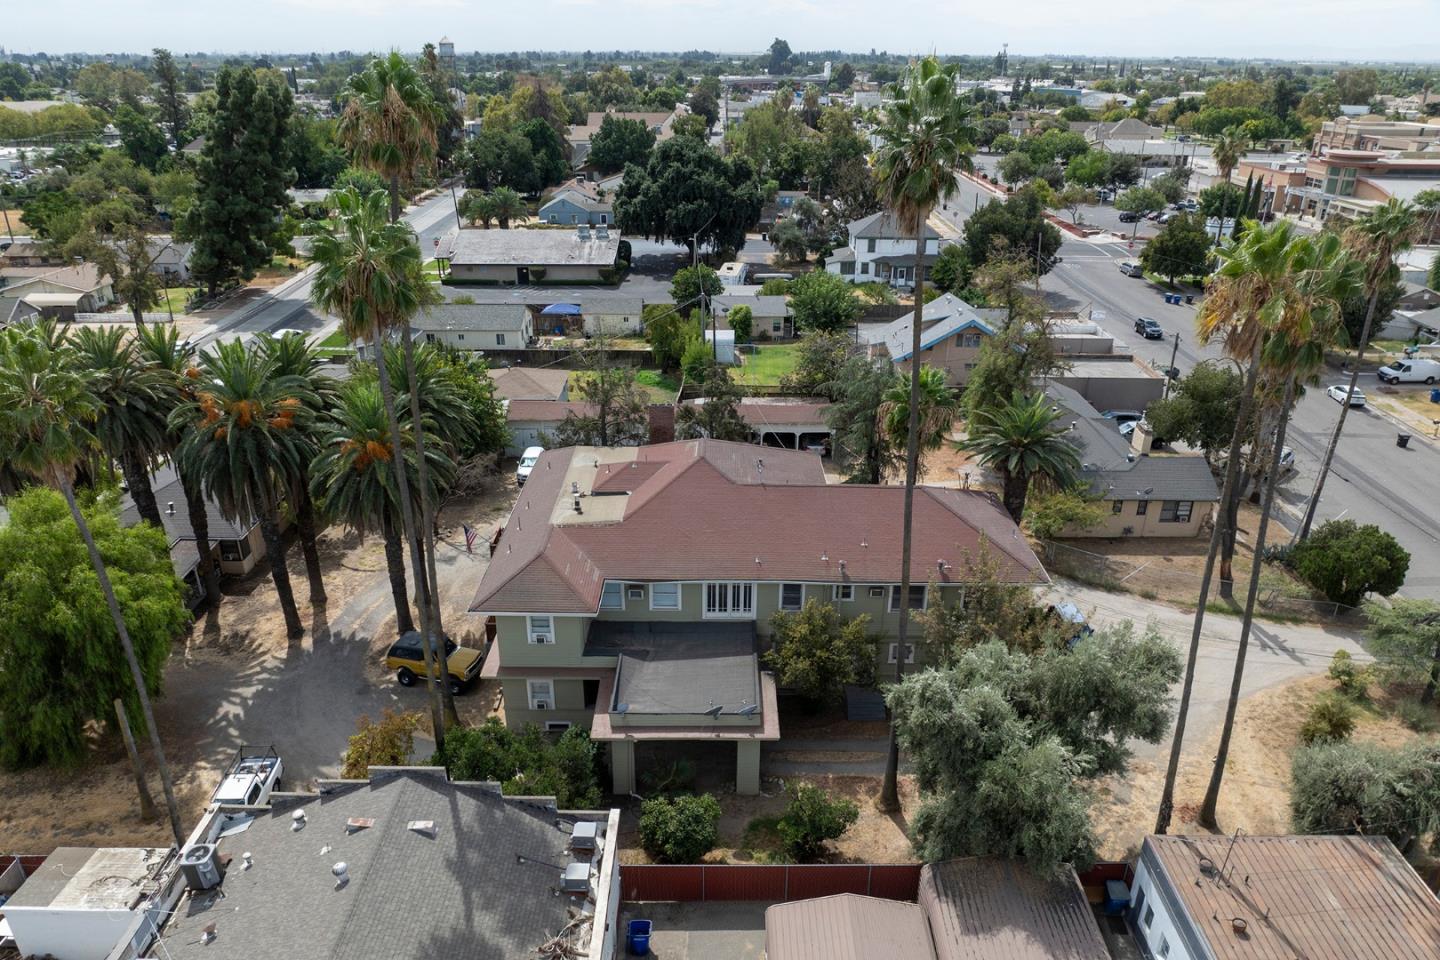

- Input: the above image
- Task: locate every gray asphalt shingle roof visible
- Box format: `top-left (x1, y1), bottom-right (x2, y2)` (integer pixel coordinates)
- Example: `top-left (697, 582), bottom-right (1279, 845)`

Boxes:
top-left (872, 292), bottom-right (996, 362)
top-left (848, 211), bottom-right (940, 240)
top-left (119, 464), bottom-right (256, 542)
top-left (415, 303), bottom-right (532, 332)
top-left (714, 294), bottom-right (792, 318)
top-left (151, 771), bottom-right (600, 960)
top-left (447, 229), bottom-right (620, 267)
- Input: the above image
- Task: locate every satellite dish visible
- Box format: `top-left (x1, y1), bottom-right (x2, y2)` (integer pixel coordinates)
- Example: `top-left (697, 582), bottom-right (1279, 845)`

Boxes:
top-left (615, 702), bottom-right (630, 714)
top-left (737, 704), bottom-right (760, 716)
top-left (703, 705), bottom-right (724, 719)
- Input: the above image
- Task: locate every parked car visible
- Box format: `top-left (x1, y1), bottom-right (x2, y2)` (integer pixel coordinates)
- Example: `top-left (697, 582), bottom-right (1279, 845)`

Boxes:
top-left (384, 631), bottom-right (482, 695)
top-left (1134, 317), bottom-right (1164, 339)
top-left (1118, 211), bottom-right (1141, 223)
top-left (1145, 210), bottom-right (1163, 221)
top-left (1377, 359), bottom-right (1440, 384)
top-left (1101, 409), bottom-right (1144, 425)
top-left (1325, 384), bottom-right (1366, 406)
top-left (1119, 261), bottom-right (1144, 277)
top-left (211, 746), bottom-right (284, 807)
top-left (1158, 212), bottom-right (1176, 224)
top-left (516, 445), bottom-right (544, 485)
top-left (1047, 602), bottom-right (1095, 647)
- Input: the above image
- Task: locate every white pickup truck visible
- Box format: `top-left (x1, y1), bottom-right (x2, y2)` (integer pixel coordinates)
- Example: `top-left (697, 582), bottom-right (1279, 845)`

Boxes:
top-left (211, 746), bottom-right (284, 807)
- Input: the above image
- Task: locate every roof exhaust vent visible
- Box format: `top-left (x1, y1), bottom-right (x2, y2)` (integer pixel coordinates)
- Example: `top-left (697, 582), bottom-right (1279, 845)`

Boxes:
top-left (573, 494), bottom-right (583, 514)
top-left (166, 501), bottom-right (176, 516)
top-left (332, 862), bottom-right (350, 890)
top-left (291, 809), bottom-right (307, 831)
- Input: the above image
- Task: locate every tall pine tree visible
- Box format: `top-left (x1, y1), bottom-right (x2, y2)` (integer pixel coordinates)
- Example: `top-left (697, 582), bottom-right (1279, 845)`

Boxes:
top-left (186, 67), bottom-right (295, 296)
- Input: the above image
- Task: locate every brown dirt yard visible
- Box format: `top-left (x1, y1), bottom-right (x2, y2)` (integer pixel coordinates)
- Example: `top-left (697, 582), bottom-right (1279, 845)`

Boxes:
top-left (0, 480), bottom-right (517, 855)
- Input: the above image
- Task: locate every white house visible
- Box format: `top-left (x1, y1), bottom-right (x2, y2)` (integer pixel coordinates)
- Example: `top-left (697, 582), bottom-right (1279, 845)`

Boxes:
top-left (823, 212), bottom-right (940, 288)
top-left (413, 303), bottom-right (533, 350)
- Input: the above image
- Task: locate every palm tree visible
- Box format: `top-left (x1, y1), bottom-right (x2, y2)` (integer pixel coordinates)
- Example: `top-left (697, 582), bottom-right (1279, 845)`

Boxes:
top-left (871, 55), bottom-right (977, 811)
top-left (310, 380), bottom-right (454, 636)
top-left (490, 186), bottom-right (526, 229)
top-left (173, 341), bottom-right (318, 639)
top-left (133, 323), bottom-right (221, 605)
top-left (255, 332), bottom-right (338, 604)
top-left (1198, 231), bottom-right (1360, 828)
top-left (460, 190), bottom-right (498, 228)
top-left (0, 326), bottom-right (185, 846)
top-left (959, 391), bottom-right (1081, 523)
top-left (337, 51), bottom-right (446, 224)
top-left (1212, 128), bottom-right (1247, 184)
top-left (69, 326), bottom-right (169, 530)
top-left (1154, 221), bottom-right (1306, 835)
top-left (1299, 199), bottom-right (1422, 543)
top-left (308, 186), bottom-right (448, 743)
top-left (880, 365), bottom-right (959, 474)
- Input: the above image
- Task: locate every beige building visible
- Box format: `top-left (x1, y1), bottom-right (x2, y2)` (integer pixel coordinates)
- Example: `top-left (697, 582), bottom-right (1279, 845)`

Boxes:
top-left (446, 225), bottom-right (620, 284)
top-left (862, 292), bottom-right (1004, 386)
top-left (1290, 149), bottom-right (1440, 239)
top-left (414, 302), bottom-right (533, 350)
top-left (471, 440), bottom-right (1045, 794)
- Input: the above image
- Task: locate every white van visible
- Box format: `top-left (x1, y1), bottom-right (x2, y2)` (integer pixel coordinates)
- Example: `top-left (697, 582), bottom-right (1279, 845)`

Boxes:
top-left (1377, 358), bottom-right (1440, 384)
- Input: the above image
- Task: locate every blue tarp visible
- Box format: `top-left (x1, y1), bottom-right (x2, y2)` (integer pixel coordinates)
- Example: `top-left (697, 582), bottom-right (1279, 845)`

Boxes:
top-left (540, 302), bottom-right (583, 315)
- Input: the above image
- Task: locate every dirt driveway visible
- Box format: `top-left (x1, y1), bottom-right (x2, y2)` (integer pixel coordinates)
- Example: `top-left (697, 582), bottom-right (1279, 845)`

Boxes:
top-left (0, 482), bottom-right (516, 854)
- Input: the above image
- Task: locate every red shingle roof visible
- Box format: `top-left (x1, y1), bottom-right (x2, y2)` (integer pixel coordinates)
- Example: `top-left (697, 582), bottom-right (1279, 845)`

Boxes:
top-left (469, 440), bottom-right (1045, 613)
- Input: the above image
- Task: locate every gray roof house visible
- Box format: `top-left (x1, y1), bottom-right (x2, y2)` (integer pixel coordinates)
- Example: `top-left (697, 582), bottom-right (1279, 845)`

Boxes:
top-left (1047, 382), bottom-right (1219, 538)
top-left (713, 294), bottom-right (795, 339)
top-left (414, 302), bottom-right (533, 351)
top-left (447, 226), bottom-right (620, 284)
top-left (538, 179), bottom-right (614, 227)
top-left (141, 768), bottom-right (621, 960)
top-left (824, 213), bottom-right (942, 288)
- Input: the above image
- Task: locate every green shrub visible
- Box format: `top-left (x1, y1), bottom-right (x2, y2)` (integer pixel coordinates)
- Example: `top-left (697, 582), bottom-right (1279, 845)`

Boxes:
top-left (1394, 698), bottom-right (1436, 733)
top-left (639, 794), bottom-right (722, 863)
top-left (452, 294), bottom-right (476, 304)
top-left (435, 718), bottom-right (601, 808)
top-left (1299, 693), bottom-right (1358, 745)
top-left (1328, 649), bottom-right (1371, 700)
top-left (341, 709), bottom-right (421, 779)
top-left (640, 759), bottom-right (696, 796)
top-left (1289, 520), bottom-right (1409, 607)
top-left (764, 600), bottom-right (877, 706)
top-left (777, 783), bottom-right (860, 861)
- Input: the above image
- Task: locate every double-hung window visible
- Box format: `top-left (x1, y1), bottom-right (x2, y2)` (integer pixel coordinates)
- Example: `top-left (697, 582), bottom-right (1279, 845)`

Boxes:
top-left (599, 582), bottom-right (624, 610)
top-left (704, 582), bottom-right (754, 618)
top-left (1159, 500), bottom-right (1193, 523)
top-left (527, 679), bottom-right (553, 710)
top-left (887, 642), bottom-right (916, 664)
top-left (650, 582), bottom-right (680, 610)
top-left (889, 584), bottom-right (926, 612)
top-left (832, 584), bottom-right (854, 601)
top-left (528, 615), bottom-right (554, 644)
top-left (780, 583), bottom-right (804, 611)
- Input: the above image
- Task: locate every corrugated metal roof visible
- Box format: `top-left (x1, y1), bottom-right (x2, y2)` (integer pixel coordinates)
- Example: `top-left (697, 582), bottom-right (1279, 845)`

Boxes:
top-left (920, 859), bottom-right (1109, 960)
top-left (1145, 834), bottom-right (1440, 960)
top-left (766, 894), bottom-right (935, 960)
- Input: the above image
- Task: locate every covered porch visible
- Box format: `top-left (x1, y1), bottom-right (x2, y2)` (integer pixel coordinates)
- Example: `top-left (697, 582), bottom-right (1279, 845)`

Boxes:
top-left (586, 622), bottom-right (780, 796)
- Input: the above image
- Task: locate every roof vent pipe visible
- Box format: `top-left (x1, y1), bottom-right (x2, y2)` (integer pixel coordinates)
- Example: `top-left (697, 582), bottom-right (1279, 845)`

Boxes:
top-left (573, 495), bottom-right (582, 514)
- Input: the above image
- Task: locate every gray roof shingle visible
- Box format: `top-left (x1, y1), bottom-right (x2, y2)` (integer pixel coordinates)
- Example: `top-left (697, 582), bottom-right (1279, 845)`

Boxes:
top-left (415, 303), bottom-right (531, 332)
top-left (447, 229), bottom-right (620, 267)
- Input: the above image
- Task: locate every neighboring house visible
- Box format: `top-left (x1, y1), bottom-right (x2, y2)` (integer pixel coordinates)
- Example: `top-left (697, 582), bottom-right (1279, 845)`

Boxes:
top-left (823, 212), bottom-right (941, 287)
top-left (1052, 355), bottom-right (1167, 412)
top-left (760, 189), bottom-right (809, 229)
top-left (181, 135), bottom-right (205, 155)
top-left (567, 106), bottom-right (688, 167)
top-left (1086, 117), bottom-right (1164, 142)
top-left (1398, 281), bottom-right (1440, 312)
top-left (538, 178), bottom-right (613, 226)
top-left (1129, 834), bottom-right (1440, 960)
top-left (1047, 383), bottom-right (1219, 538)
top-left (1, 847), bottom-right (170, 960)
top-left (579, 296), bottom-right (644, 336)
top-left (1094, 138), bottom-right (1212, 168)
top-left (111, 235), bottom-right (192, 282)
top-left (766, 858), bottom-right (1108, 960)
top-left (119, 464), bottom-right (275, 602)
top-left (713, 293), bottom-right (795, 340)
top-left (503, 399), bottom-right (598, 454)
top-left (862, 292), bottom-right (1003, 385)
top-left (4, 263), bottom-right (115, 318)
top-left (488, 365), bottom-right (570, 401)
top-left (471, 440), bottom-right (1045, 795)
top-left (737, 398), bottom-right (834, 450)
top-left (413, 302), bottom-right (533, 350)
top-left (447, 225), bottom-right (620, 284)
top-left (0, 241), bottom-right (62, 268)
top-left (126, 769), bottom-right (619, 960)
top-left (0, 294), bottom-right (41, 330)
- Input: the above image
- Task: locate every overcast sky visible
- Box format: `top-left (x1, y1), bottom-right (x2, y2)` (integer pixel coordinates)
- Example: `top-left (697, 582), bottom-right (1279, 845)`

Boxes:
top-left (5, 0), bottom-right (1440, 62)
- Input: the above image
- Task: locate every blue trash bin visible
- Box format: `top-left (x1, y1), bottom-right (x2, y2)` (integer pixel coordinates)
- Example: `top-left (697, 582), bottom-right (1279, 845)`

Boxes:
top-left (627, 919), bottom-right (653, 956)
top-left (1430, 388), bottom-right (1440, 404)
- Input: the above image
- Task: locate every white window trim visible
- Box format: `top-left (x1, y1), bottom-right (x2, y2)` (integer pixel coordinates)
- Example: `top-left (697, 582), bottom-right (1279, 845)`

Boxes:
top-left (527, 615), bottom-right (554, 644)
top-left (527, 678), bottom-right (554, 710)
top-left (832, 584), bottom-right (854, 601)
top-left (703, 581), bottom-right (756, 619)
top-left (780, 583), bottom-right (804, 612)
top-left (599, 581), bottom-right (624, 611)
top-left (889, 584), bottom-right (928, 613)
top-left (887, 642), bottom-right (917, 664)
top-left (545, 720), bottom-right (572, 732)
top-left (649, 582), bottom-right (681, 611)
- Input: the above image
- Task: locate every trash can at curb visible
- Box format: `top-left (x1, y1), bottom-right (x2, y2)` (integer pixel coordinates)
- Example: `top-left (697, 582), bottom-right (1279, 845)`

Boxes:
top-left (1397, 433), bottom-right (1412, 449)
top-left (627, 919), bottom-right (652, 956)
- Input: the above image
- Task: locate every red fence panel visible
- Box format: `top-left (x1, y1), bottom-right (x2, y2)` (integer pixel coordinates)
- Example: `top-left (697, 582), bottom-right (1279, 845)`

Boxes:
top-left (621, 864), bottom-right (704, 902)
top-left (786, 864), bottom-right (871, 901)
top-left (866, 864), bottom-right (924, 901)
top-left (699, 865), bottom-right (789, 902)
top-left (1076, 861), bottom-right (1133, 888)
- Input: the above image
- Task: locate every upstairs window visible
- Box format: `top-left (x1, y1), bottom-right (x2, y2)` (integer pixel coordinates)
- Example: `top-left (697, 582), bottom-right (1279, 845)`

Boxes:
top-left (889, 584), bottom-right (926, 612)
top-left (651, 582), bottom-right (680, 610)
top-left (705, 582), bottom-right (754, 618)
top-left (780, 583), bottom-right (804, 611)
top-left (600, 582), bottom-right (624, 610)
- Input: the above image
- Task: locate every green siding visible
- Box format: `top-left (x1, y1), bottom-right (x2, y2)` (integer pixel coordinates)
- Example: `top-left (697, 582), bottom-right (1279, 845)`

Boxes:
top-left (501, 676), bottom-right (592, 730)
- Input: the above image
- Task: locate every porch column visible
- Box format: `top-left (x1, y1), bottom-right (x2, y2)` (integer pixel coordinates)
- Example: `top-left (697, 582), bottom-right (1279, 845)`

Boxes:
top-left (610, 740), bottom-right (635, 796)
top-left (736, 741), bottom-right (761, 796)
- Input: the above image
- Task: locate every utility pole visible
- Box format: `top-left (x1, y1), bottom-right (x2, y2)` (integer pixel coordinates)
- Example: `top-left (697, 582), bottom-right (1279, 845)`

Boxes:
top-left (1163, 332), bottom-right (1181, 399)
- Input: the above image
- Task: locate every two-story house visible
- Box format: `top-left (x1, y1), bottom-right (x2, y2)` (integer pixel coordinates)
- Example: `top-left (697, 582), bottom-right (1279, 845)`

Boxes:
top-left (862, 292), bottom-right (1004, 386)
top-left (471, 439), bottom-right (1045, 796)
top-left (823, 212), bottom-right (941, 288)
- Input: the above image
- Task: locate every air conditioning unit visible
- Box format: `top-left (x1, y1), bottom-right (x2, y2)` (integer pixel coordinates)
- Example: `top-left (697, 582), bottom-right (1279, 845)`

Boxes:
top-left (561, 862), bottom-right (591, 894)
top-left (868, 586), bottom-right (885, 597)
top-left (180, 843), bottom-right (224, 891)
top-left (570, 820), bottom-right (600, 852)
top-left (533, 633), bottom-right (552, 644)
top-left (627, 586), bottom-right (645, 600)
top-left (534, 700), bottom-right (551, 710)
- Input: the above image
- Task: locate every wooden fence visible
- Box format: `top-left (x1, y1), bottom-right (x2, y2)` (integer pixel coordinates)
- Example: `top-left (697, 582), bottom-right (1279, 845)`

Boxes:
top-left (620, 863), bottom-right (923, 903)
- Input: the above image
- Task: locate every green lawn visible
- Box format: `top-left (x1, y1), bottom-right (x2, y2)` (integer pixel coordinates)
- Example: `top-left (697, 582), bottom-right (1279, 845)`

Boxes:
top-left (158, 286), bottom-right (200, 315)
top-left (314, 329), bottom-right (353, 357)
top-left (733, 343), bottom-right (800, 386)
top-left (422, 259), bottom-right (445, 281)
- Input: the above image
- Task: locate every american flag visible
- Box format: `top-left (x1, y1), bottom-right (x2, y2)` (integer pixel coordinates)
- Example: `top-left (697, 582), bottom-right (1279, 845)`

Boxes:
top-left (462, 524), bottom-right (477, 554)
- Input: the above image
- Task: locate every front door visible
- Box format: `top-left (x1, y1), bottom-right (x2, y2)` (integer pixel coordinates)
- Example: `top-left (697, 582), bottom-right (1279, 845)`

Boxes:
top-left (516, 266), bottom-right (530, 285)
top-left (583, 679), bottom-right (600, 709)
